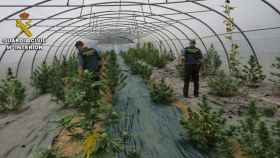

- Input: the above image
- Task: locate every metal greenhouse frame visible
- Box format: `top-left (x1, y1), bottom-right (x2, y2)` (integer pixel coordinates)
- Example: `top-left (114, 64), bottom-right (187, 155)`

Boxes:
top-left (0, 0), bottom-right (279, 77)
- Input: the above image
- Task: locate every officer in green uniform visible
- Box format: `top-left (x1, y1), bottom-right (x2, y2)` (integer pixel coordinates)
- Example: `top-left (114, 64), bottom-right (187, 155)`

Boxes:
top-left (182, 40), bottom-right (203, 98)
top-left (75, 41), bottom-right (101, 79)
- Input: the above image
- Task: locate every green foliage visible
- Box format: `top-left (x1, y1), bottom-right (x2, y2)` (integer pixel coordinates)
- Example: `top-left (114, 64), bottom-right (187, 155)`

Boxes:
top-left (64, 70), bottom-right (102, 131)
top-left (201, 44), bottom-right (222, 76)
top-left (228, 44), bottom-right (243, 79)
top-left (0, 68), bottom-right (25, 112)
top-left (121, 50), bottom-right (152, 80)
top-left (31, 55), bottom-right (79, 101)
top-left (33, 148), bottom-right (59, 158)
top-left (207, 70), bottom-right (241, 97)
top-left (103, 51), bottom-right (127, 94)
top-left (31, 62), bottom-right (53, 94)
top-left (261, 106), bottom-right (277, 117)
top-left (122, 42), bottom-right (171, 68)
top-left (222, 1), bottom-right (243, 80)
top-left (131, 61), bottom-right (152, 80)
top-left (272, 120), bottom-right (280, 156)
top-left (270, 56), bottom-right (280, 95)
top-left (180, 97), bottom-right (280, 158)
top-left (242, 55), bottom-right (265, 87)
top-left (181, 96), bottom-right (230, 154)
top-left (149, 79), bottom-right (174, 104)
top-left (236, 101), bottom-right (279, 158)
top-left (94, 132), bottom-right (122, 156)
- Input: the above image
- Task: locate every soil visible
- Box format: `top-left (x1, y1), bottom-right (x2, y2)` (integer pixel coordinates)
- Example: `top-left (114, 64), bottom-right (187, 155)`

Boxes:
top-left (0, 95), bottom-right (71, 158)
top-left (0, 58), bottom-right (279, 158)
top-left (151, 60), bottom-right (280, 120)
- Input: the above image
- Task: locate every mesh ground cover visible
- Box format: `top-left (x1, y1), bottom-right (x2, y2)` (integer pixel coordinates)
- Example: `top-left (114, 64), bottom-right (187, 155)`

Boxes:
top-left (108, 57), bottom-right (206, 158)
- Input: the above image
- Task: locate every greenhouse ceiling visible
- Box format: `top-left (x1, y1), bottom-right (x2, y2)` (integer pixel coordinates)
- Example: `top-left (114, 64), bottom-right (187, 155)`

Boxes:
top-left (0, 0), bottom-right (279, 79)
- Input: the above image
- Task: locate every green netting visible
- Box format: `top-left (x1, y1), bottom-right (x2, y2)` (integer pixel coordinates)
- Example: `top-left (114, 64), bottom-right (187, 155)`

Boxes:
top-left (108, 57), bottom-right (205, 158)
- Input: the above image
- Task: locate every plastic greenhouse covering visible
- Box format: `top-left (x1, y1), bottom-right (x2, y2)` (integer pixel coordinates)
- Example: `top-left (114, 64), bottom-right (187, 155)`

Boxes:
top-left (0, 0), bottom-right (280, 158)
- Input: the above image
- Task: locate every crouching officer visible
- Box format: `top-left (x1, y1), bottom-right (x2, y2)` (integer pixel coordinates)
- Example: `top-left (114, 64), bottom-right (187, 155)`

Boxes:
top-left (75, 41), bottom-right (101, 80)
top-left (182, 39), bottom-right (203, 98)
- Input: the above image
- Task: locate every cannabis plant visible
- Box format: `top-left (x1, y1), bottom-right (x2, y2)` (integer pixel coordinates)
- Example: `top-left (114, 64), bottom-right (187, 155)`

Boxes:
top-left (32, 56), bottom-right (78, 100)
top-left (104, 51), bottom-right (127, 94)
top-left (130, 61), bottom-right (152, 80)
top-left (64, 70), bottom-right (103, 131)
top-left (48, 56), bottom-right (68, 102)
top-left (236, 101), bottom-right (278, 158)
top-left (207, 70), bottom-right (241, 97)
top-left (201, 44), bottom-right (222, 77)
top-left (83, 131), bottom-right (122, 158)
top-left (33, 148), bottom-right (59, 158)
top-left (95, 132), bottom-right (122, 155)
top-left (0, 69), bottom-right (25, 112)
top-left (181, 96), bottom-right (229, 153)
top-left (270, 56), bottom-right (280, 95)
top-left (242, 55), bottom-right (265, 87)
top-left (228, 44), bottom-right (243, 79)
top-left (272, 121), bottom-right (280, 156)
top-left (149, 79), bottom-right (174, 104)
top-left (122, 42), bottom-right (170, 69)
top-left (31, 62), bottom-right (53, 94)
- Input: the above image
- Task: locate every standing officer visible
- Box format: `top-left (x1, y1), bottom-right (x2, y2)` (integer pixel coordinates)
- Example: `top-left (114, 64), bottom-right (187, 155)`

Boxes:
top-left (182, 40), bottom-right (203, 98)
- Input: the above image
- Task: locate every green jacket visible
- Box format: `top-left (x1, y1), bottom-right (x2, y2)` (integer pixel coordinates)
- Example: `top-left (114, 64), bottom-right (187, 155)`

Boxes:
top-left (183, 46), bottom-right (202, 65)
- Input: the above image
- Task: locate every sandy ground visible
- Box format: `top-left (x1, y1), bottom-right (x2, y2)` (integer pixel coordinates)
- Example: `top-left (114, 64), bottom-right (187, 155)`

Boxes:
top-left (0, 95), bottom-right (69, 158)
top-left (151, 60), bottom-right (280, 119)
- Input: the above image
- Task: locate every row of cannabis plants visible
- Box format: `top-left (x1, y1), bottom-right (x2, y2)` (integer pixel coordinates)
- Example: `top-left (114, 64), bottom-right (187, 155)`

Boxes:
top-left (122, 42), bottom-right (174, 68)
top-left (31, 51), bottom-right (127, 158)
top-left (181, 96), bottom-right (280, 158)
top-left (0, 68), bottom-right (25, 112)
top-left (121, 44), bottom-right (174, 104)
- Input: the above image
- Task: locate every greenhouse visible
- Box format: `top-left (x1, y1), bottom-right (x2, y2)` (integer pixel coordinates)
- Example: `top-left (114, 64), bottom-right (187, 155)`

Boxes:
top-left (0, 0), bottom-right (280, 158)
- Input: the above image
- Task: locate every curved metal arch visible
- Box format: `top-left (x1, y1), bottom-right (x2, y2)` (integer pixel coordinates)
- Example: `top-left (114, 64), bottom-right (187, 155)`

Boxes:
top-left (1, 0), bottom-right (275, 67)
top-left (261, 0), bottom-right (280, 16)
top-left (30, 19), bottom-right (179, 74)
top-left (192, 1), bottom-right (259, 63)
top-left (58, 27), bottom-right (163, 61)
top-left (30, 6), bottom-right (217, 74)
top-left (0, 1), bottom-right (211, 65)
top-left (50, 16), bottom-right (183, 59)
top-left (53, 28), bottom-right (163, 60)
top-left (19, 11), bottom-right (190, 76)
top-left (33, 7), bottom-right (221, 74)
top-left (55, 23), bottom-right (170, 60)
top-left (31, 25), bottom-right (167, 75)
top-left (45, 15), bottom-right (180, 62)
top-left (2, 0), bottom-right (248, 76)
top-left (46, 9), bottom-right (195, 56)
top-left (53, 16), bottom-right (190, 59)
top-left (55, 23), bottom-right (169, 59)
top-left (14, 8), bottom-right (196, 76)
top-left (0, 0), bottom-right (51, 23)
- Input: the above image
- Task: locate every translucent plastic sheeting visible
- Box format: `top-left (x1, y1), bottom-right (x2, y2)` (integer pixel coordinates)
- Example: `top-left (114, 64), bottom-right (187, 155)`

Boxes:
top-left (0, 0), bottom-right (279, 79)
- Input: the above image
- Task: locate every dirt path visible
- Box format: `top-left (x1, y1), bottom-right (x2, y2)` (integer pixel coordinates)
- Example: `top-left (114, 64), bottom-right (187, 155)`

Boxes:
top-left (110, 57), bottom-right (206, 158)
top-left (0, 95), bottom-right (68, 158)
